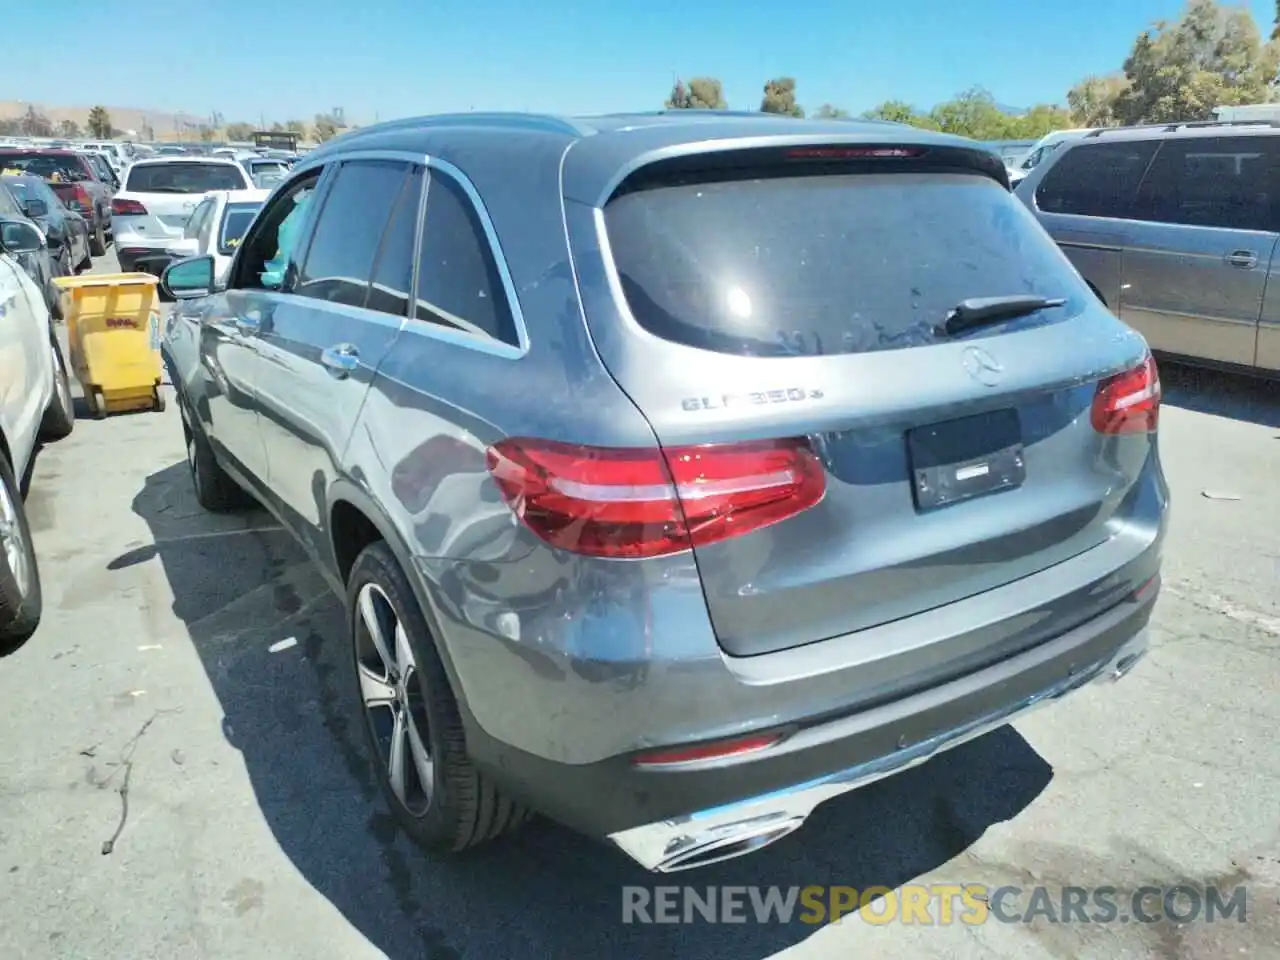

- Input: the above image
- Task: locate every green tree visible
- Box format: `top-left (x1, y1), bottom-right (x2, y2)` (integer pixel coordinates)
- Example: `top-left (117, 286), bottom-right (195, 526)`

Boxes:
top-left (86, 105), bottom-right (112, 139)
top-left (813, 103), bottom-right (850, 119)
top-left (861, 100), bottom-right (927, 124)
top-left (199, 125), bottom-right (216, 143)
top-left (761, 77), bottom-right (804, 117)
top-left (665, 76), bottom-right (727, 109)
top-left (313, 113), bottom-right (341, 142)
top-left (20, 106), bottom-right (54, 137)
top-left (57, 118), bottom-right (81, 138)
top-left (285, 119), bottom-right (309, 139)
top-left (927, 87), bottom-right (1019, 139)
top-left (1012, 103), bottom-right (1075, 138)
top-left (1067, 74), bottom-right (1130, 127)
top-left (224, 122), bottom-right (255, 141)
top-left (1113, 0), bottom-right (1280, 124)
top-left (270, 121), bottom-right (285, 132)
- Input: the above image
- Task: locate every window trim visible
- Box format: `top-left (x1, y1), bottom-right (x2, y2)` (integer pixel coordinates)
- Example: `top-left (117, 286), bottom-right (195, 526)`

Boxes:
top-left (288, 147), bottom-right (530, 359)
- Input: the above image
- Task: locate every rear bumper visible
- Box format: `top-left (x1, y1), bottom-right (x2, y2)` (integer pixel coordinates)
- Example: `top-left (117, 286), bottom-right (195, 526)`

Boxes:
top-left (115, 245), bottom-right (174, 275)
top-left (468, 583), bottom-right (1156, 871)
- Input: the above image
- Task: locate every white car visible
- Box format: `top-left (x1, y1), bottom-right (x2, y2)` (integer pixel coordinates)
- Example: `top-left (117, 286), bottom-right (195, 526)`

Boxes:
top-left (110, 157), bottom-right (252, 274)
top-left (164, 188), bottom-right (269, 281)
top-left (79, 141), bottom-right (131, 176)
top-left (0, 218), bottom-right (75, 653)
top-left (1006, 129), bottom-right (1093, 186)
top-left (241, 156), bottom-right (291, 188)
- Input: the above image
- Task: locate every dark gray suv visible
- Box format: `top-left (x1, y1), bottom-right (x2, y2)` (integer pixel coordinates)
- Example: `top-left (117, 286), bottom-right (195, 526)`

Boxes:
top-left (159, 112), bottom-right (1167, 872)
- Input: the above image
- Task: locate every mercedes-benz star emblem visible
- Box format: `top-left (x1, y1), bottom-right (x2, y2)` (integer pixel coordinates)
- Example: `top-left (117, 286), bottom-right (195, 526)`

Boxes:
top-left (962, 345), bottom-right (1004, 387)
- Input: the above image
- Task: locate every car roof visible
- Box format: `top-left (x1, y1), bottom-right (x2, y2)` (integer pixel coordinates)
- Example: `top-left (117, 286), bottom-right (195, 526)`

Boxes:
top-left (219, 188), bottom-right (270, 203)
top-left (1061, 121), bottom-right (1280, 146)
top-left (299, 110), bottom-right (1003, 207)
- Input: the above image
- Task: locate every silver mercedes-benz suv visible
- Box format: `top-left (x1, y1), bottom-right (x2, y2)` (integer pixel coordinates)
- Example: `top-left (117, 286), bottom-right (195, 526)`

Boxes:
top-left (158, 111), bottom-right (1167, 872)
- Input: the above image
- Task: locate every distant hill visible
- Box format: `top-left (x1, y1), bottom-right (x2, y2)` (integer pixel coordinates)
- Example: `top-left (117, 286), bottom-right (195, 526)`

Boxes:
top-left (994, 102), bottom-right (1028, 116)
top-left (0, 100), bottom-right (218, 140)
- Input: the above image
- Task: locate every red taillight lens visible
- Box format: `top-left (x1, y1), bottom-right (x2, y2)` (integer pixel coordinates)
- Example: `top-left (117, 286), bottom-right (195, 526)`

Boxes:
top-left (111, 197), bottom-right (148, 216)
top-left (485, 437), bottom-right (826, 559)
top-left (633, 732), bottom-right (783, 767)
top-left (1091, 354), bottom-right (1161, 434)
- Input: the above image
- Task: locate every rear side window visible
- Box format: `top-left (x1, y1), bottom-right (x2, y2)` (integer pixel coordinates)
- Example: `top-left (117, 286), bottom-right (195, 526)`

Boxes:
top-left (604, 171), bottom-right (1090, 358)
top-left (125, 163), bottom-right (246, 193)
top-left (1034, 140), bottom-right (1157, 218)
top-left (296, 159), bottom-right (409, 309)
top-left (0, 153), bottom-right (92, 182)
top-left (1130, 136), bottom-right (1279, 232)
top-left (414, 173), bottom-right (517, 345)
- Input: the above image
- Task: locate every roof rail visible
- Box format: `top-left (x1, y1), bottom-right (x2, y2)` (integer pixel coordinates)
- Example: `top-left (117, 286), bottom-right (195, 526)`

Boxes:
top-left (1083, 118), bottom-right (1280, 138)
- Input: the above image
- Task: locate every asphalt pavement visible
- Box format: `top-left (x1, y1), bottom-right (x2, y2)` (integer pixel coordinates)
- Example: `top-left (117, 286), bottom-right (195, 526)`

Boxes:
top-left (0, 250), bottom-right (1276, 959)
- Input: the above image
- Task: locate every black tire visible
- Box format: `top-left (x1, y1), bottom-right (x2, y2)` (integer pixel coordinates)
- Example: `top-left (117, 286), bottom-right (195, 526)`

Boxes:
top-left (0, 453), bottom-right (42, 655)
top-left (90, 387), bottom-right (107, 420)
top-left (89, 218), bottom-right (107, 257)
top-left (347, 541), bottom-right (528, 853)
top-left (38, 340), bottom-right (75, 441)
top-left (179, 397), bottom-right (248, 511)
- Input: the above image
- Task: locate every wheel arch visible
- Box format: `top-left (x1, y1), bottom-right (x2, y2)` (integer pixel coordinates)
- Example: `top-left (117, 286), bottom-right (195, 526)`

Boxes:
top-left (326, 479), bottom-right (477, 722)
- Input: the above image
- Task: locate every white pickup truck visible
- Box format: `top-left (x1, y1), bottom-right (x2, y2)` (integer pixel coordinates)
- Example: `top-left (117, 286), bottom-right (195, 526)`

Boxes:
top-left (0, 217), bottom-right (76, 654)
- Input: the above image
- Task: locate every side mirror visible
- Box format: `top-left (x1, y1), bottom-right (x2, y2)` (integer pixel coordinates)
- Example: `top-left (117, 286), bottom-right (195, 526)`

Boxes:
top-left (0, 219), bottom-right (45, 254)
top-left (24, 198), bottom-right (48, 219)
top-left (160, 255), bottom-right (215, 302)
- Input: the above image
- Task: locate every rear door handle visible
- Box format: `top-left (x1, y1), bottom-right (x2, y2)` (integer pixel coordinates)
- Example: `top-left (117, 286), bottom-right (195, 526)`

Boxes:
top-left (320, 343), bottom-right (359, 378)
top-left (1225, 250), bottom-right (1258, 269)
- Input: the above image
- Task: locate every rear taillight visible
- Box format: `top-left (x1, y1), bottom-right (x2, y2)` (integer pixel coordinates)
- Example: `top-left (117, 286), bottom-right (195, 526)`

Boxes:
top-left (485, 437), bottom-right (826, 558)
top-left (633, 732), bottom-right (784, 768)
top-left (111, 198), bottom-right (147, 216)
top-left (1091, 354), bottom-right (1161, 435)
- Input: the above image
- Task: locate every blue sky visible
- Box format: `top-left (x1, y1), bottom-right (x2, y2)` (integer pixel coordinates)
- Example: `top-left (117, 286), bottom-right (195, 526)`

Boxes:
top-left (8, 0), bottom-right (1279, 125)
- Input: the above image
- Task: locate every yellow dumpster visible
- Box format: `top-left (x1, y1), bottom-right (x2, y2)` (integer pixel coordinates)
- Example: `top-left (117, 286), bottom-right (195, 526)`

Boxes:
top-left (53, 273), bottom-right (166, 418)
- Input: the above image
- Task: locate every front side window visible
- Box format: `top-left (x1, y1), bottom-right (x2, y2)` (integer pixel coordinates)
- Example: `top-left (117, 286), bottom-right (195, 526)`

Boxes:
top-left (231, 171), bottom-right (321, 291)
top-left (604, 169), bottom-right (1090, 358)
top-left (295, 160), bottom-right (410, 309)
top-left (1034, 140), bottom-right (1157, 219)
top-left (414, 172), bottom-right (517, 344)
top-left (1130, 136), bottom-right (1279, 232)
top-left (183, 198), bottom-right (214, 239)
top-left (125, 162), bottom-right (247, 193)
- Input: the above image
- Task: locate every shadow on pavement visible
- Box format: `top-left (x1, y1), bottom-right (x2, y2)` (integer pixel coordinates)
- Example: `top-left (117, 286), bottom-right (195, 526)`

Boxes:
top-left (1157, 361), bottom-right (1280, 429)
top-left (124, 461), bottom-right (1053, 959)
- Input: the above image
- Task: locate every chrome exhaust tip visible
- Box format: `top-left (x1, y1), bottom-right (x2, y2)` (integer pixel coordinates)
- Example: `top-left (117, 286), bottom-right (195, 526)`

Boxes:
top-left (653, 815), bottom-right (806, 873)
top-left (1109, 649), bottom-right (1146, 681)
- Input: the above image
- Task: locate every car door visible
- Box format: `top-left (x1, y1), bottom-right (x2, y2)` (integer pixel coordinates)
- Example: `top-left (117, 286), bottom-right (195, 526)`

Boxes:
top-left (0, 253), bottom-right (46, 478)
top-left (251, 157), bottom-right (420, 559)
top-left (187, 176), bottom-right (325, 487)
top-left (1119, 135), bottom-right (1280, 367)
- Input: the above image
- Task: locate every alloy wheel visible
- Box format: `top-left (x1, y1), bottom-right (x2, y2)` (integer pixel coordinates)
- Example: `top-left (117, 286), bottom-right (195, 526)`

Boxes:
top-left (0, 478), bottom-right (29, 599)
top-left (354, 582), bottom-right (434, 815)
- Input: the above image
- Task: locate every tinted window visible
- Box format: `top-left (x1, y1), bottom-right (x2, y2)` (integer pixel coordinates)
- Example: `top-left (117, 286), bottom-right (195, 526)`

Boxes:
top-left (1130, 136), bottom-right (1279, 232)
top-left (125, 162), bottom-right (246, 193)
top-left (219, 202), bottom-right (262, 254)
top-left (0, 182), bottom-right (23, 218)
top-left (415, 173), bottom-right (516, 343)
top-left (604, 171), bottom-right (1090, 358)
top-left (0, 152), bottom-right (92, 182)
top-left (1034, 140), bottom-right (1157, 218)
top-left (296, 160), bottom-right (409, 309)
top-left (366, 167), bottom-right (422, 317)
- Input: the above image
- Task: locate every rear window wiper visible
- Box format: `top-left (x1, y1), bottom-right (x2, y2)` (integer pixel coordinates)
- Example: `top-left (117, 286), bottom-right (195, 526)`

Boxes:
top-left (937, 295), bottom-right (1067, 338)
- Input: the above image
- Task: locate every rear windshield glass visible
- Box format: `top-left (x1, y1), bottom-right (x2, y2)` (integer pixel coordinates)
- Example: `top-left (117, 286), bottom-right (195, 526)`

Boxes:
top-left (603, 171), bottom-right (1089, 357)
top-left (219, 202), bottom-right (262, 253)
top-left (0, 153), bottom-right (90, 182)
top-left (126, 162), bottom-right (245, 193)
